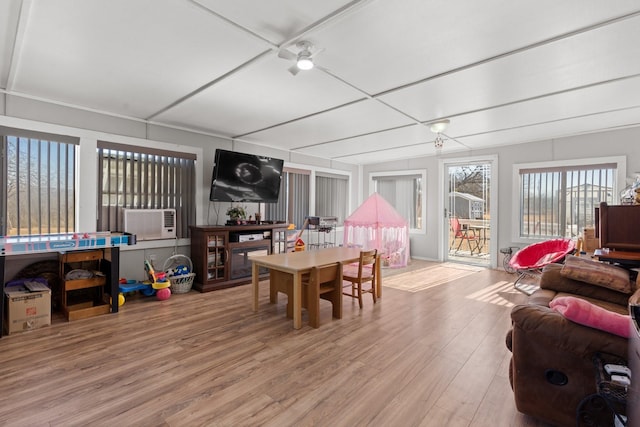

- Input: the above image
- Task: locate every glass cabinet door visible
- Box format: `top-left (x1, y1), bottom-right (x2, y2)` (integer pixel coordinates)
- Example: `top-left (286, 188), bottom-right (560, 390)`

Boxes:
top-left (207, 233), bottom-right (226, 281)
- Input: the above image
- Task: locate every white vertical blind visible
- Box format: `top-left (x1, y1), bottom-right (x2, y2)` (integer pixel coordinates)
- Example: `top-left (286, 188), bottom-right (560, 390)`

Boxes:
top-left (2, 129), bottom-right (78, 236)
top-left (315, 174), bottom-right (348, 224)
top-left (96, 143), bottom-right (196, 238)
top-left (265, 169), bottom-right (310, 228)
top-left (373, 174), bottom-right (421, 229)
top-left (519, 163), bottom-right (615, 238)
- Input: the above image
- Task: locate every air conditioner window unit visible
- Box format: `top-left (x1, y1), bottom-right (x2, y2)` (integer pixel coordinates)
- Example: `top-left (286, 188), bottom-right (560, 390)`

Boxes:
top-left (123, 209), bottom-right (176, 240)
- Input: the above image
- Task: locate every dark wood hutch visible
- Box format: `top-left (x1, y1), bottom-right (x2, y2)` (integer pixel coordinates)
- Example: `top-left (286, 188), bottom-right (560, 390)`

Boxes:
top-left (189, 224), bottom-right (293, 292)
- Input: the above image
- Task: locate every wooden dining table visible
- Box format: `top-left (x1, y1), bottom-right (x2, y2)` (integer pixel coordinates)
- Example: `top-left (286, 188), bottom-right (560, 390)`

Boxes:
top-left (251, 246), bottom-right (382, 329)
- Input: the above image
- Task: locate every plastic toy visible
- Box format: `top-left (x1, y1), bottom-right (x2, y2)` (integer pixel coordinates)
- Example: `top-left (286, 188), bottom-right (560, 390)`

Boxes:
top-left (117, 279), bottom-right (154, 305)
top-left (116, 259), bottom-right (172, 305)
top-left (169, 264), bottom-right (190, 276)
top-left (145, 259), bottom-right (171, 302)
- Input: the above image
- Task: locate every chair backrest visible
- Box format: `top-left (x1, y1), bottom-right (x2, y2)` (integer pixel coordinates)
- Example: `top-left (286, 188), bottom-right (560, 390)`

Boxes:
top-left (311, 262), bottom-right (343, 290)
top-left (450, 217), bottom-right (462, 237)
top-left (357, 249), bottom-right (377, 280)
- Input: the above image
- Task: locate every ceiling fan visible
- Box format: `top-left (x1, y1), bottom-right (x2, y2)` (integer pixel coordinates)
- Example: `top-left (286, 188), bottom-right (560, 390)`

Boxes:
top-left (278, 40), bottom-right (324, 75)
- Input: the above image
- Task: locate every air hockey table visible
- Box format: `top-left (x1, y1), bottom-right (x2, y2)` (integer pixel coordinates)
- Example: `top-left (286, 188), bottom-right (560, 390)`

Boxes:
top-left (0, 232), bottom-right (135, 336)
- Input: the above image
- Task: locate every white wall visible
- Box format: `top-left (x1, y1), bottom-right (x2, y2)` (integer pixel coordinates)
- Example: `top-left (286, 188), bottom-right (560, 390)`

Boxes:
top-left (3, 94), bottom-right (639, 276)
top-left (1, 95), bottom-right (359, 280)
top-left (364, 126), bottom-right (640, 263)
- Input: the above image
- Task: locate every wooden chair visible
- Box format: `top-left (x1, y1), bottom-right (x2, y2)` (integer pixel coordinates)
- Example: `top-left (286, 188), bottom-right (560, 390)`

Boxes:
top-left (269, 265), bottom-right (342, 328)
top-left (342, 249), bottom-right (377, 309)
top-left (304, 262), bottom-right (343, 328)
top-left (269, 270), bottom-right (304, 319)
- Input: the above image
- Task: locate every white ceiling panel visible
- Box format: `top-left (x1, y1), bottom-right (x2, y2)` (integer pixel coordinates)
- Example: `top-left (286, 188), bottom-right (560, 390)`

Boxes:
top-left (379, 15), bottom-right (640, 122)
top-left (2, 1), bottom-right (640, 164)
top-left (297, 124), bottom-right (430, 159)
top-left (11, 0), bottom-right (269, 117)
top-left (334, 137), bottom-right (467, 164)
top-left (443, 76), bottom-right (640, 140)
top-left (193, 0), bottom-right (357, 44)
top-left (153, 55), bottom-right (366, 137)
top-left (310, 0), bottom-right (640, 95)
top-left (239, 99), bottom-right (414, 149)
top-left (453, 107), bottom-right (640, 152)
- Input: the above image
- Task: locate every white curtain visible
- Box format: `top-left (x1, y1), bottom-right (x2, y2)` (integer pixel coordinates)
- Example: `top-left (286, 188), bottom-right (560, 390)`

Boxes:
top-left (375, 177), bottom-right (418, 228)
top-left (315, 174), bottom-right (348, 224)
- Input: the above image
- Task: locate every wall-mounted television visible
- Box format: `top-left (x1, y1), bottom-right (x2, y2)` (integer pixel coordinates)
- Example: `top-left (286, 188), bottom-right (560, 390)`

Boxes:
top-left (209, 149), bottom-right (284, 203)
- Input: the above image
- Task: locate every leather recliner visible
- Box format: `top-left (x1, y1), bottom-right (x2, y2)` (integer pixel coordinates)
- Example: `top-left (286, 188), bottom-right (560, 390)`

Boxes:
top-left (506, 263), bottom-right (636, 427)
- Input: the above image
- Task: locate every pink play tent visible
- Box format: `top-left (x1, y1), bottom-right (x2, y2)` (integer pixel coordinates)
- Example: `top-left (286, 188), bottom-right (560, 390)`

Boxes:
top-left (343, 192), bottom-right (410, 268)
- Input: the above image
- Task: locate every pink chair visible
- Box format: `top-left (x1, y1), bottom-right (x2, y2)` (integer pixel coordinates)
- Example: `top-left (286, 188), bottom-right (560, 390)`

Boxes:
top-left (450, 216), bottom-right (481, 255)
top-left (342, 249), bottom-right (377, 309)
top-left (509, 238), bottom-right (575, 294)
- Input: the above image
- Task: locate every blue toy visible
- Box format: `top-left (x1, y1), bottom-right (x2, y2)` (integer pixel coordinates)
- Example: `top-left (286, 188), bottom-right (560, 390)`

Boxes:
top-left (171, 264), bottom-right (190, 276)
top-left (119, 279), bottom-right (155, 296)
top-left (117, 279), bottom-right (173, 305)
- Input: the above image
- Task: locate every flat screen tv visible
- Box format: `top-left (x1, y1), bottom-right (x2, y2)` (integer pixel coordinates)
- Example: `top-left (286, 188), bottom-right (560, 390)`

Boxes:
top-left (209, 149), bottom-right (284, 203)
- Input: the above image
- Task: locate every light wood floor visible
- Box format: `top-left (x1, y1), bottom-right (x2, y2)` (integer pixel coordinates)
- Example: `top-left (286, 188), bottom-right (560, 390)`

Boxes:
top-left (0, 261), bottom-right (553, 427)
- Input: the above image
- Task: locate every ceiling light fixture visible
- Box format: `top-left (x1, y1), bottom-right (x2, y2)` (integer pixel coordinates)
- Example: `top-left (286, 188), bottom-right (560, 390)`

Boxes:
top-left (296, 41), bottom-right (315, 70)
top-left (428, 119), bottom-right (450, 151)
top-left (296, 51), bottom-right (314, 70)
top-left (429, 119), bottom-right (450, 134)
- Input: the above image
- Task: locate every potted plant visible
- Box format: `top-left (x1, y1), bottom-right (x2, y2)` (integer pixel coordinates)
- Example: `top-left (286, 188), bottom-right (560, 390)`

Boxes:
top-left (226, 206), bottom-right (247, 223)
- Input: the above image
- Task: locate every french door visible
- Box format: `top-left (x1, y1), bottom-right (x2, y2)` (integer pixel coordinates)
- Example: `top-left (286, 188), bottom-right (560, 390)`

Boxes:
top-left (441, 156), bottom-right (497, 268)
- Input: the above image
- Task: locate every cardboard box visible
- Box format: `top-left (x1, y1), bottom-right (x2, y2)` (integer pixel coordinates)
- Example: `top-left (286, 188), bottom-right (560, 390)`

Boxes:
top-left (582, 228), bottom-right (600, 252)
top-left (4, 285), bottom-right (51, 335)
top-left (583, 228), bottom-right (595, 240)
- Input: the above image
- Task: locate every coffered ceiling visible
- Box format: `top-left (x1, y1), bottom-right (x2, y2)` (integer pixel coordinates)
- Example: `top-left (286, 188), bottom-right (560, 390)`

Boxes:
top-left (2, 0), bottom-right (640, 164)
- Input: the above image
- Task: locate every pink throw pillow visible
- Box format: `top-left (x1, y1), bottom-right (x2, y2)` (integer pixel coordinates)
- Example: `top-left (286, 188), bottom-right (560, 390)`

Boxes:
top-left (549, 296), bottom-right (630, 338)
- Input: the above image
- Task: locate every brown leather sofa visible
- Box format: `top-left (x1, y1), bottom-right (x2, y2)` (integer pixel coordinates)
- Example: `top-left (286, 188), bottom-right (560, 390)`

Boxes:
top-left (506, 262), bottom-right (637, 427)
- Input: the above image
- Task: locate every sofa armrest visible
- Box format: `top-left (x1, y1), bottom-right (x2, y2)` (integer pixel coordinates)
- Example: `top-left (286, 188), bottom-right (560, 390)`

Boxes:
top-left (511, 303), bottom-right (628, 358)
top-left (540, 263), bottom-right (630, 307)
top-left (509, 303), bottom-right (628, 427)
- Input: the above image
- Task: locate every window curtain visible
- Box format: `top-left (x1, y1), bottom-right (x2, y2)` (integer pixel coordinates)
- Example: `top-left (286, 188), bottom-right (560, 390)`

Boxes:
top-left (265, 172), bottom-right (288, 223)
top-left (315, 174), bottom-right (348, 224)
top-left (265, 169), bottom-right (309, 229)
top-left (289, 172), bottom-right (310, 228)
top-left (374, 176), bottom-right (419, 228)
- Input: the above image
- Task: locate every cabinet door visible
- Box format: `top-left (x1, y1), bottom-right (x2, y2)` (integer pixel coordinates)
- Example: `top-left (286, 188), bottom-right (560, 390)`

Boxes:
top-left (206, 233), bottom-right (228, 282)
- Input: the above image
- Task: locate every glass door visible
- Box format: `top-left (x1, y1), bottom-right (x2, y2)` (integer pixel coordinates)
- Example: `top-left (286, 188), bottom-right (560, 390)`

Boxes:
top-left (443, 159), bottom-right (494, 267)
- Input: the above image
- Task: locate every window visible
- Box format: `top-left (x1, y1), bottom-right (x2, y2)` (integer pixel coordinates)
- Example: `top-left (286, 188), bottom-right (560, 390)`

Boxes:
top-left (97, 142), bottom-right (196, 238)
top-left (371, 171), bottom-right (425, 230)
top-left (315, 173), bottom-right (348, 225)
top-left (265, 168), bottom-right (349, 229)
top-left (265, 168), bottom-right (309, 228)
top-left (516, 160), bottom-right (619, 239)
top-left (1, 128), bottom-right (78, 236)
